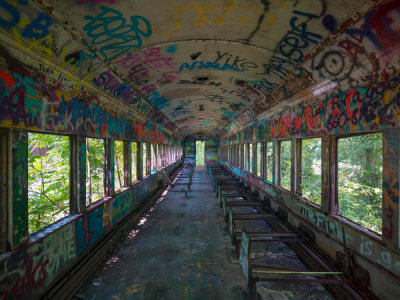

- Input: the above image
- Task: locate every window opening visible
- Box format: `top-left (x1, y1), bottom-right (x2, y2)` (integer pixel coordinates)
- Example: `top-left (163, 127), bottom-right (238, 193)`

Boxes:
top-left (280, 140), bottom-right (291, 191)
top-left (338, 133), bottom-right (382, 234)
top-left (265, 142), bottom-right (274, 183)
top-left (244, 144), bottom-right (248, 171)
top-left (132, 142), bottom-right (138, 182)
top-left (28, 133), bottom-right (70, 233)
top-left (86, 138), bottom-right (104, 205)
top-left (249, 143), bottom-right (253, 173)
top-left (142, 143), bottom-right (147, 177)
top-left (150, 144), bottom-right (156, 174)
top-left (239, 144), bottom-right (242, 168)
top-left (301, 138), bottom-right (322, 205)
top-left (196, 141), bottom-right (205, 166)
top-left (114, 140), bottom-right (124, 191)
top-left (257, 143), bottom-right (262, 177)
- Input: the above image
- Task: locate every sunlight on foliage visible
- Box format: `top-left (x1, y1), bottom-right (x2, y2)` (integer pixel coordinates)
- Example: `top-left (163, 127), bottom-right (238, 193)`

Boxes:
top-left (132, 142), bottom-right (138, 182)
top-left (257, 143), bottom-right (262, 177)
top-left (196, 141), bottom-right (205, 166)
top-left (338, 134), bottom-right (382, 234)
top-left (249, 143), bottom-right (253, 173)
top-left (265, 142), bottom-right (274, 183)
top-left (28, 133), bottom-right (69, 234)
top-left (244, 144), bottom-right (248, 170)
top-left (280, 140), bottom-right (291, 191)
top-left (114, 140), bottom-right (124, 191)
top-left (301, 138), bottom-right (322, 205)
top-left (150, 144), bottom-right (157, 174)
top-left (238, 144), bottom-right (242, 167)
top-left (86, 138), bottom-right (104, 205)
top-left (142, 143), bottom-right (147, 177)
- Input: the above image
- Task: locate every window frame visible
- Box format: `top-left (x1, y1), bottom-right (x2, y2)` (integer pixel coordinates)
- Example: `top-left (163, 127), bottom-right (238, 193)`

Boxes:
top-left (85, 137), bottom-right (105, 206)
top-left (264, 141), bottom-right (275, 184)
top-left (299, 137), bottom-right (323, 206)
top-left (334, 132), bottom-right (383, 235)
top-left (278, 139), bottom-right (292, 192)
top-left (256, 142), bottom-right (262, 178)
top-left (27, 131), bottom-right (72, 234)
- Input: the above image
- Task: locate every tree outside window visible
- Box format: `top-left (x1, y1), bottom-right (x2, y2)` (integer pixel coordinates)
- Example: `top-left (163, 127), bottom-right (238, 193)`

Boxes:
top-left (265, 142), bottom-right (274, 183)
top-left (132, 142), bottom-right (138, 182)
top-left (338, 133), bottom-right (382, 234)
top-left (256, 143), bottom-right (262, 177)
top-left (114, 140), bottom-right (124, 191)
top-left (28, 133), bottom-right (70, 234)
top-left (86, 138), bottom-right (104, 205)
top-left (280, 140), bottom-right (291, 191)
top-left (301, 138), bottom-right (322, 205)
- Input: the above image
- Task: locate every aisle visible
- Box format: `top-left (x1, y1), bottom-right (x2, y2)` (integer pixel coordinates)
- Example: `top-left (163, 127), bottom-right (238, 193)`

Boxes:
top-left (79, 166), bottom-right (247, 299)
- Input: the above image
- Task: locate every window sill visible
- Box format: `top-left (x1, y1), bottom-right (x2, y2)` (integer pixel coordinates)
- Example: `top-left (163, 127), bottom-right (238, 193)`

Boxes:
top-left (332, 214), bottom-right (383, 244)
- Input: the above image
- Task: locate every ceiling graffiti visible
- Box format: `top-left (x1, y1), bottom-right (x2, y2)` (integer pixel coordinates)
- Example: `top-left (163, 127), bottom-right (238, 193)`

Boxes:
top-left (0, 0), bottom-right (398, 138)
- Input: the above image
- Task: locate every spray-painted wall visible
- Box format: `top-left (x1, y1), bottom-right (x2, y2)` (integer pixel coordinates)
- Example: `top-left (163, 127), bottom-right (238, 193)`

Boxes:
top-left (0, 160), bottom-right (180, 299)
top-left (205, 141), bottom-right (218, 164)
top-left (0, 25), bottom-right (182, 300)
top-left (184, 141), bottom-right (195, 165)
top-left (219, 1), bottom-right (400, 298)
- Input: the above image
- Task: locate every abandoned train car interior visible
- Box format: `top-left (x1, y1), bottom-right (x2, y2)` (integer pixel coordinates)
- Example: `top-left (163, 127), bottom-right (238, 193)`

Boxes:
top-left (1, 0), bottom-right (400, 299)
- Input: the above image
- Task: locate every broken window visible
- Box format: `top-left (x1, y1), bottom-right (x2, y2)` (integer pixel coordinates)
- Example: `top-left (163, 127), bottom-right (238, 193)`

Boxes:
top-left (114, 140), bottom-right (124, 191)
top-left (150, 144), bottom-right (156, 174)
top-left (142, 143), bottom-right (147, 177)
top-left (86, 138), bottom-right (104, 205)
top-left (239, 144), bottom-right (242, 168)
top-left (244, 144), bottom-right (248, 171)
top-left (280, 140), bottom-right (291, 191)
top-left (265, 142), bottom-right (274, 183)
top-left (301, 138), bottom-right (322, 205)
top-left (28, 133), bottom-right (70, 233)
top-left (337, 133), bottom-right (382, 234)
top-left (249, 143), bottom-right (253, 173)
top-left (257, 143), bottom-right (262, 177)
top-left (132, 142), bottom-right (138, 182)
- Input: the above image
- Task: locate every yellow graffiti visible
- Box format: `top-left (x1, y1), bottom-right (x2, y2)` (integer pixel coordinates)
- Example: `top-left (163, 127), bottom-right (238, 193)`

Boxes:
top-left (170, 0), bottom-right (235, 30)
top-left (102, 202), bottom-right (111, 228)
top-left (125, 281), bottom-right (147, 295)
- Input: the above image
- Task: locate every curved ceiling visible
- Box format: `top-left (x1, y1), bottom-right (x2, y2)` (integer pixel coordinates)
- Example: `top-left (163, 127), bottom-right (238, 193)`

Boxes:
top-left (1, 0), bottom-right (394, 139)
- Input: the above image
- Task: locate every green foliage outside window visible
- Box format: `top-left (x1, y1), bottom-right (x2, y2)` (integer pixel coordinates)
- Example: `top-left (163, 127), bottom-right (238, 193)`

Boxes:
top-left (150, 144), bottom-right (156, 174)
top-left (257, 143), bottom-right (262, 177)
top-left (239, 144), bottom-right (242, 168)
top-left (249, 144), bottom-right (253, 173)
top-left (244, 144), bottom-right (248, 170)
top-left (196, 141), bottom-right (205, 166)
top-left (132, 142), bottom-right (138, 182)
top-left (338, 134), bottom-right (382, 234)
top-left (301, 138), bottom-right (322, 205)
top-left (280, 140), bottom-right (291, 191)
top-left (86, 138), bottom-right (104, 205)
top-left (265, 142), bottom-right (274, 183)
top-left (142, 143), bottom-right (147, 177)
top-left (114, 140), bottom-right (124, 191)
top-left (28, 133), bottom-right (70, 234)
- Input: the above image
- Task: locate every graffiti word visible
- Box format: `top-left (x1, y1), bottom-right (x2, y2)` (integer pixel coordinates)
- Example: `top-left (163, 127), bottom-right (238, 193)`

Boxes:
top-left (213, 51), bottom-right (257, 71)
top-left (92, 70), bottom-right (141, 105)
top-left (83, 7), bottom-right (152, 61)
top-left (179, 61), bottom-right (244, 72)
top-left (276, 10), bottom-right (323, 63)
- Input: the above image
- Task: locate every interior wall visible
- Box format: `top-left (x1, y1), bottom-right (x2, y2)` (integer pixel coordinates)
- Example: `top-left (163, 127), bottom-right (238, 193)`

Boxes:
top-left (184, 141), bottom-right (195, 164)
top-left (205, 141), bottom-right (218, 165)
top-left (220, 71), bottom-right (400, 299)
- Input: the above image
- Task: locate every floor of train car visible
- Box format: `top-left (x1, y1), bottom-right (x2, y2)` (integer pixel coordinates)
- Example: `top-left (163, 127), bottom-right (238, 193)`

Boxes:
top-left (77, 167), bottom-right (333, 300)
